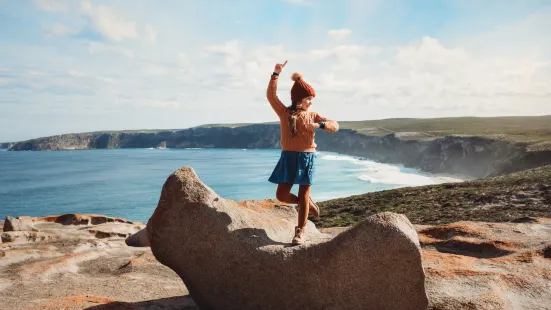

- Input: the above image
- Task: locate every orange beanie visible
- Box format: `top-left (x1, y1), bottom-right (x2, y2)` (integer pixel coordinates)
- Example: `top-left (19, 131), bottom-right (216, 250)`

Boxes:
top-left (290, 72), bottom-right (316, 103)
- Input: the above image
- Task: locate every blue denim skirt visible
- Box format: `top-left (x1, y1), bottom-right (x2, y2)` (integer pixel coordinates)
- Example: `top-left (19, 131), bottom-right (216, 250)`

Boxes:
top-left (268, 151), bottom-right (317, 185)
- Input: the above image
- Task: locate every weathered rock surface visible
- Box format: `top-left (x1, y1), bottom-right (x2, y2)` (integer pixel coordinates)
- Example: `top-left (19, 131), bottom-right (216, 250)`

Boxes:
top-left (3, 216), bottom-right (39, 232)
top-left (418, 218), bottom-right (551, 310)
top-left (1, 214), bottom-right (141, 244)
top-left (1, 209), bottom-right (549, 309)
top-left (146, 166), bottom-right (429, 310)
top-left (321, 218), bottom-right (551, 310)
top-left (0, 214), bottom-right (194, 310)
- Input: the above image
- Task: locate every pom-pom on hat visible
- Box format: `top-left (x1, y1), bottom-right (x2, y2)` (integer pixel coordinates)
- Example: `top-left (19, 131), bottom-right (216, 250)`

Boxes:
top-left (290, 72), bottom-right (316, 103)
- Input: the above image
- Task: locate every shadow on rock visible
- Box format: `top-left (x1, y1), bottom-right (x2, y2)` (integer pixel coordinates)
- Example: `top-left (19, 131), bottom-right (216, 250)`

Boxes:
top-left (85, 296), bottom-right (197, 310)
top-left (230, 227), bottom-right (289, 247)
top-left (432, 239), bottom-right (514, 258)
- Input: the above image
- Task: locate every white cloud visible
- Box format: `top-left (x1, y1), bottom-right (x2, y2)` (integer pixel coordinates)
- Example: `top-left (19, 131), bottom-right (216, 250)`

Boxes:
top-left (203, 40), bottom-right (241, 57)
top-left (4, 3), bottom-right (551, 141)
top-left (147, 100), bottom-right (181, 108)
top-left (187, 35), bottom-right (550, 106)
top-left (87, 42), bottom-right (134, 58)
top-left (327, 29), bottom-right (352, 39)
top-left (35, 0), bottom-right (67, 12)
top-left (44, 23), bottom-right (79, 37)
top-left (396, 36), bottom-right (469, 67)
top-left (67, 70), bottom-right (114, 83)
top-left (81, 0), bottom-right (138, 41)
top-left (144, 24), bottom-right (157, 43)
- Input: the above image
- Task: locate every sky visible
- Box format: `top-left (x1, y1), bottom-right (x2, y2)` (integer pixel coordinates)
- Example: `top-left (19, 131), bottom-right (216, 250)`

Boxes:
top-left (0, 0), bottom-right (550, 142)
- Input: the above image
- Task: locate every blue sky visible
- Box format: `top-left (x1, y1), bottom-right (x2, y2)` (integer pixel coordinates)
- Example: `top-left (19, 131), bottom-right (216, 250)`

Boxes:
top-left (1, 0), bottom-right (550, 141)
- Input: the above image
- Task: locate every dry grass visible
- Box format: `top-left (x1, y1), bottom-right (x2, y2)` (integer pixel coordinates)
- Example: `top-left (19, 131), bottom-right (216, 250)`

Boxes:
top-left (316, 165), bottom-right (551, 227)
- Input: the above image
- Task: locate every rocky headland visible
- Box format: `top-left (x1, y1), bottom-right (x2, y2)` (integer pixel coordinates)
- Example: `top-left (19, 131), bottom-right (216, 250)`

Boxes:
top-left (6, 116), bottom-right (551, 179)
top-left (1, 167), bottom-right (550, 310)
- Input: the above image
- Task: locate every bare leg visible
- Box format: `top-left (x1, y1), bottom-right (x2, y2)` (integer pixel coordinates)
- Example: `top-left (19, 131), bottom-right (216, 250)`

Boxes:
top-left (297, 185), bottom-right (311, 228)
top-left (276, 183), bottom-right (299, 204)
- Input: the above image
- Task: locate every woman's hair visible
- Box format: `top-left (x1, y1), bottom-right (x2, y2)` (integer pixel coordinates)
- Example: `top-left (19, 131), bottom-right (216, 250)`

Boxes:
top-left (287, 100), bottom-right (300, 136)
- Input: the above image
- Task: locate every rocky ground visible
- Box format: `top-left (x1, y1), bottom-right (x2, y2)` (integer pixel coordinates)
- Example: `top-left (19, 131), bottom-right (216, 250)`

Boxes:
top-left (418, 218), bottom-right (551, 310)
top-left (0, 214), bottom-right (194, 310)
top-left (1, 211), bottom-right (550, 309)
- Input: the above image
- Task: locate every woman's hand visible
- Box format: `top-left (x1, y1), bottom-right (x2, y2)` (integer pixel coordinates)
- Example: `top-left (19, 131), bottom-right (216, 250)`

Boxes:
top-left (274, 60), bottom-right (287, 74)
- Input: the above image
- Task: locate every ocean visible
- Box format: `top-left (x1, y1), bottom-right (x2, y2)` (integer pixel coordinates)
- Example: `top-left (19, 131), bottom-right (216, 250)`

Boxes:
top-left (0, 148), bottom-right (462, 223)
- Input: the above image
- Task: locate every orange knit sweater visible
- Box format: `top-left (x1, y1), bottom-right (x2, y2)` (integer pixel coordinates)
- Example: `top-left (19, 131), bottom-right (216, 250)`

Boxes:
top-left (266, 75), bottom-right (339, 152)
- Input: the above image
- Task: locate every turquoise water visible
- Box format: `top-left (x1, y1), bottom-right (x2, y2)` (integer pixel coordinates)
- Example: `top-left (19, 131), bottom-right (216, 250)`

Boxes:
top-left (0, 148), bottom-right (461, 223)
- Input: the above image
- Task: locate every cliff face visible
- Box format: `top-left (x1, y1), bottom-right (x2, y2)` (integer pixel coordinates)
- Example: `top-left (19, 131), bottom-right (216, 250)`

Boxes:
top-left (7, 125), bottom-right (282, 151)
top-left (8, 124), bottom-right (551, 178)
top-left (315, 131), bottom-right (528, 178)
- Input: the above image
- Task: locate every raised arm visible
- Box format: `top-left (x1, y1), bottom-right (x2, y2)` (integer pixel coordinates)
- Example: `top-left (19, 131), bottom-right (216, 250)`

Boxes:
top-left (266, 74), bottom-right (286, 117)
top-left (313, 112), bottom-right (340, 132)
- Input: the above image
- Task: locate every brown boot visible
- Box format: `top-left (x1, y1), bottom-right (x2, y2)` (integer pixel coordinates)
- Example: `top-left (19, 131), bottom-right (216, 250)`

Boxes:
top-left (308, 196), bottom-right (320, 220)
top-left (292, 226), bottom-right (306, 245)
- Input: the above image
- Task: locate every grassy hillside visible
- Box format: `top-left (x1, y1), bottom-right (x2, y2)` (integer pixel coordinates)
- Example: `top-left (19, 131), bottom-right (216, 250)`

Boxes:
top-left (338, 115), bottom-right (551, 143)
top-left (316, 165), bottom-right (551, 227)
top-left (202, 115), bottom-right (551, 148)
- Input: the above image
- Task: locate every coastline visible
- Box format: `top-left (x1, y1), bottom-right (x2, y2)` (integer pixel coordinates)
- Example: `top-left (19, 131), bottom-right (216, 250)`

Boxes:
top-left (5, 121), bottom-right (551, 180)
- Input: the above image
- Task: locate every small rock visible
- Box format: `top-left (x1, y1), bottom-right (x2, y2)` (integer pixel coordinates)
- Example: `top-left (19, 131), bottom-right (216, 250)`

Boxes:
top-left (125, 229), bottom-right (150, 247)
top-left (3, 216), bottom-right (40, 232)
top-left (1, 231), bottom-right (61, 243)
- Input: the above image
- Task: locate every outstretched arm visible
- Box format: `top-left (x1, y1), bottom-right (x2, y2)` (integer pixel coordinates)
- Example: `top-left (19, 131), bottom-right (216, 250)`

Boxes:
top-left (266, 74), bottom-right (286, 117)
top-left (313, 113), bottom-right (340, 132)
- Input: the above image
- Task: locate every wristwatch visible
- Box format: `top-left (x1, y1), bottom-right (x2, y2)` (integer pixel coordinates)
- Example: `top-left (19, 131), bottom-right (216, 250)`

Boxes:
top-left (319, 122), bottom-right (325, 129)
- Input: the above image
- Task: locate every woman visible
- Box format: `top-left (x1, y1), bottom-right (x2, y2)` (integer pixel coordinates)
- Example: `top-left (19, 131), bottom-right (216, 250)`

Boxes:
top-left (266, 61), bottom-right (339, 245)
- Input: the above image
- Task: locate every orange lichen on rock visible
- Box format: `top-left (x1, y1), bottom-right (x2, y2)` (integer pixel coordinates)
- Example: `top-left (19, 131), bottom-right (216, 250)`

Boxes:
top-left (423, 250), bottom-right (476, 265)
top-left (419, 222), bottom-right (490, 240)
top-left (236, 199), bottom-right (281, 211)
top-left (119, 252), bottom-right (157, 269)
top-left (499, 274), bottom-right (534, 290)
top-left (425, 267), bottom-right (495, 278)
top-left (418, 233), bottom-right (440, 245)
top-left (422, 250), bottom-right (486, 278)
top-left (19, 214), bottom-right (133, 226)
top-left (1, 249), bottom-right (57, 259)
top-left (491, 250), bottom-right (537, 264)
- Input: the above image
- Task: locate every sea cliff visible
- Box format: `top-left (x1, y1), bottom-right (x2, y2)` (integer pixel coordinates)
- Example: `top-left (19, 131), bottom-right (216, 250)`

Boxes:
top-left (7, 124), bottom-right (551, 178)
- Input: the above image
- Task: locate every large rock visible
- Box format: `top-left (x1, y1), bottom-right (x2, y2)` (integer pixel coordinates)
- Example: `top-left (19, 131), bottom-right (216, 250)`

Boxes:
top-left (147, 166), bottom-right (428, 310)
